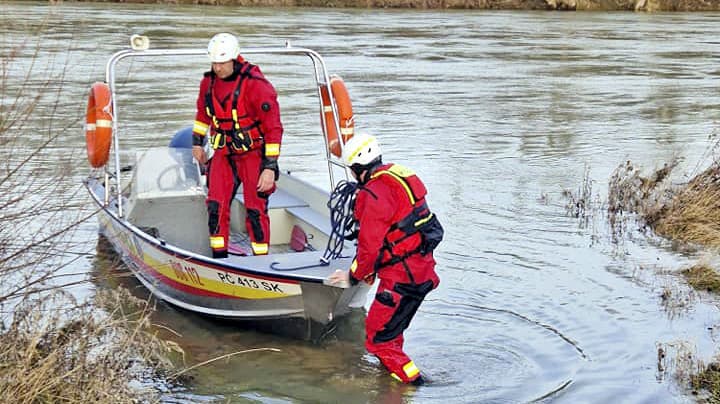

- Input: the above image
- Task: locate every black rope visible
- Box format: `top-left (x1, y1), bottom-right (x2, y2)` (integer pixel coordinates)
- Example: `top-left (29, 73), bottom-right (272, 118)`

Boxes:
top-left (269, 261), bottom-right (326, 271)
top-left (269, 180), bottom-right (357, 271)
top-left (322, 180), bottom-right (358, 263)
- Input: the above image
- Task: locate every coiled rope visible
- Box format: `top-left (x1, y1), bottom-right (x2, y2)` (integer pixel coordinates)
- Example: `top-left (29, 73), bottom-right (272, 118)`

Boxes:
top-left (269, 180), bottom-right (357, 271)
top-left (322, 180), bottom-right (358, 263)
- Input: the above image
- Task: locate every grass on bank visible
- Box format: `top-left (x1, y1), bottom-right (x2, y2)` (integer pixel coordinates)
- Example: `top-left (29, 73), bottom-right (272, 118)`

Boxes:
top-left (652, 164), bottom-right (720, 249)
top-left (604, 142), bottom-right (720, 401)
top-left (682, 264), bottom-right (720, 294)
top-left (0, 289), bottom-right (181, 403)
top-left (690, 362), bottom-right (720, 403)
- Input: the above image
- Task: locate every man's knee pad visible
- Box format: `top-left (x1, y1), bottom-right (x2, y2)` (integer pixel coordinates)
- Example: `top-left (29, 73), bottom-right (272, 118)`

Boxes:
top-left (207, 200), bottom-right (220, 234)
top-left (247, 208), bottom-right (265, 241)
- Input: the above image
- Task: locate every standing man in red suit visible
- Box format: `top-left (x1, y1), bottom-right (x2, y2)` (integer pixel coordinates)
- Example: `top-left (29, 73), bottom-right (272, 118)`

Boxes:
top-left (191, 33), bottom-right (283, 258)
top-left (328, 133), bottom-right (443, 386)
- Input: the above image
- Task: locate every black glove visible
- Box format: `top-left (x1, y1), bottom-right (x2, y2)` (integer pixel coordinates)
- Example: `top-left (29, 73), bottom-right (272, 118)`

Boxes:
top-left (262, 157), bottom-right (279, 181)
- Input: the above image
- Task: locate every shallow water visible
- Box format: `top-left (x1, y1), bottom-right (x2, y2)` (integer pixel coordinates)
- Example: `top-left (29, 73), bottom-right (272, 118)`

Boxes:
top-left (3, 2), bottom-right (720, 402)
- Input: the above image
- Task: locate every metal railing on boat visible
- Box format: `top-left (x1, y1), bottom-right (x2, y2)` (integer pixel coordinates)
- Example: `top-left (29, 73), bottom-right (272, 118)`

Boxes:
top-left (103, 41), bottom-right (349, 217)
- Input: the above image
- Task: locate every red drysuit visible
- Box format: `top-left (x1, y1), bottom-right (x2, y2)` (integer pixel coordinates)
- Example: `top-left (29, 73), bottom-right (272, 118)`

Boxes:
top-left (192, 57), bottom-right (283, 257)
top-left (349, 163), bottom-right (440, 384)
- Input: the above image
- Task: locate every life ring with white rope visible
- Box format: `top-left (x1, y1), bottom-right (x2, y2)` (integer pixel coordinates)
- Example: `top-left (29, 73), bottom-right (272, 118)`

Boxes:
top-left (85, 82), bottom-right (113, 168)
top-left (320, 75), bottom-right (354, 158)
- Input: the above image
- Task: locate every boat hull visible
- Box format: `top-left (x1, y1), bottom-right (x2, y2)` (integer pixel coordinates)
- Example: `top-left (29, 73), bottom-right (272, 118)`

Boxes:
top-left (88, 179), bottom-right (368, 326)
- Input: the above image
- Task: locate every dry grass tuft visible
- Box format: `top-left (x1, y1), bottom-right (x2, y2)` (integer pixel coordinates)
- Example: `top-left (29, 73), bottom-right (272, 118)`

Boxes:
top-left (656, 340), bottom-right (701, 386)
top-left (0, 288), bottom-right (181, 403)
top-left (690, 361), bottom-right (720, 402)
top-left (681, 264), bottom-right (720, 294)
top-left (604, 139), bottom-right (720, 399)
top-left (653, 165), bottom-right (720, 249)
top-left (607, 159), bottom-right (677, 233)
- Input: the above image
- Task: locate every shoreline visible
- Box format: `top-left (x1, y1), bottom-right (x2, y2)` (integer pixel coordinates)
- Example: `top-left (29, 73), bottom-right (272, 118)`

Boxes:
top-left (60, 0), bottom-right (720, 12)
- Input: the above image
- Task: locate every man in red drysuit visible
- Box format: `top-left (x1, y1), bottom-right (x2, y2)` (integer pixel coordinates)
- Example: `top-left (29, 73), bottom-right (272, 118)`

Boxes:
top-left (191, 33), bottom-right (283, 258)
top-left (328, 133), bottom-right (443, 386)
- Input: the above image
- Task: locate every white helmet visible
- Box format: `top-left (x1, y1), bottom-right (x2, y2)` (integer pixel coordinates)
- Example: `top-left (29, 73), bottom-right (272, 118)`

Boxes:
top-left (207, 33), bottom-right (240, 63)
top-left (342, 132), bottom-right (382, 168)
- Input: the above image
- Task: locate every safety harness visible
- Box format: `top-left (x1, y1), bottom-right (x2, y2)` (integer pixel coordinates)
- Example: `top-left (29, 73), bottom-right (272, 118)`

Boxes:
top-left (368, 164), bottom-right (444, 283)
top-left (205, 63), bottom-right (265, 153)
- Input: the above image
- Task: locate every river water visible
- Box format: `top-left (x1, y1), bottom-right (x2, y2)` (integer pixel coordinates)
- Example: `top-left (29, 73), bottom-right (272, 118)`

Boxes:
top-left (3, 2), bottom-right (720, 402)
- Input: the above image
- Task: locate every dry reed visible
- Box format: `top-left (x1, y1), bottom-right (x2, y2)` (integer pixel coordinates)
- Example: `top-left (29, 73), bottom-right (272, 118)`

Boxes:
top-left (604, 139), bottom-right (720, 400)
top-left (653, 165), bottom-right (720, 249)
top-left (0, 289), bottom-right (181, 403)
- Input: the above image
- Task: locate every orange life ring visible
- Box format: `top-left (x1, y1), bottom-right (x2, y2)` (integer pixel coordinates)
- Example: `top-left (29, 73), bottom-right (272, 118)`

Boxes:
top-left (85, 82), bottom-right (113, 168)
top-left (320, 75), bottom-right (354, 158)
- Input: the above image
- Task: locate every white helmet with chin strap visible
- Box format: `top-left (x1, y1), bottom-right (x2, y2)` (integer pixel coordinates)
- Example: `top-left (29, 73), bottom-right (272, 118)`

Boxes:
top-left (342, 132), bottom-right (382, 171)
top-left (207, 33), bottom-right (240, 63)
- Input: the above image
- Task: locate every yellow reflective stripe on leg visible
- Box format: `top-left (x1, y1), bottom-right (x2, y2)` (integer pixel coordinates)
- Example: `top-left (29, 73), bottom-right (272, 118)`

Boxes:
top-left (390, 373), bottom-right (403, 382)
top-left (251, 242), bottom-right (268, 255)
top-left (210, 236), bottom-right (225, 249)
top-left (265, 143), bottom-right (280, 157)
top-left (403, 361), bottom-right (420, 379)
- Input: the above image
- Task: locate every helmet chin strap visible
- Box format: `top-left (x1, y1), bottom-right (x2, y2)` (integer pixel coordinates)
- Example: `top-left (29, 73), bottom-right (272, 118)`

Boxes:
top-left (351, 158), bottom-right (382, 184)
top-left (222, 59), bottom-right (241, 80)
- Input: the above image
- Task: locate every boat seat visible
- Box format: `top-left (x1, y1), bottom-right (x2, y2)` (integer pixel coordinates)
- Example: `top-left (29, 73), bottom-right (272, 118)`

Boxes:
top-left (285, 206), bottom-right (332, 236)
top-left (231, 189), bottom-right (332, 246)
top-left (232, 188), bottom-right (310, 245)
top-left (234, 188), bottom-right (308, 209)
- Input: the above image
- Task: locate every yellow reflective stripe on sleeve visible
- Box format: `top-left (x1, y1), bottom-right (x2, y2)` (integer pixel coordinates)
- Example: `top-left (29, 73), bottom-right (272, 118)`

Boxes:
top-left (86, 124), bottom-right (96, 131)
top-left (210, 236), bottom-right (225, 249)
top-left (96, 119), bottom-right (112, 128)
top-left (193, 121), bottom-right (209, 135)
top-left (251, 242), bottom-right (269, 255)
top-left (340, 127), bottom-right (353, 135)
top-left (350, 259), bottom-right (358, 274)
top-left (265, 143), bottom-right (280, 157)
top-left (414, 213), bottom-right (433, 227)
top-left (390, 373), bottom-right (403, 382)
top-left (402, 361), bottom-right (420, 379)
